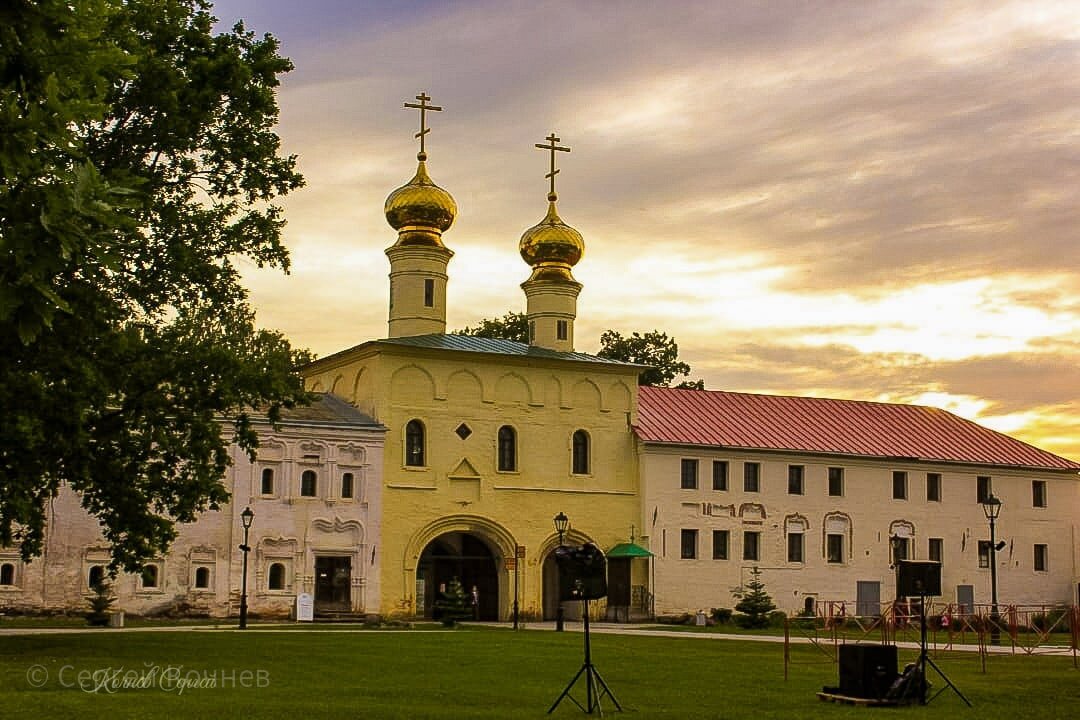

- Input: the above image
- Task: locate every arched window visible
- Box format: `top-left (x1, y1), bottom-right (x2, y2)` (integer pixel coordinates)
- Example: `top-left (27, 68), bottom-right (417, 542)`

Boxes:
top-left (268, 563), bottom-right (286, 590)
top-left (194, 566), bottom-right (210, 589)
top-left (341, 472), bottom-right (354, 499)
top-left (261, 468), bottom-right (274, 495)
top-left (804, 597), bottom-right (816, 615)
top-left (572, 430), bottom-right (590, 475)
top-left (300, 470), bottom-right (317, 497)
top-left (405, 419), bottom-right (425, 467)
top-left (0, 563), bottom-right (14, 586)
top-left (497, 425), bottom-right (517, 472)
top-left (88, 565), bottom-right (105, 589)
top-left (141, 564), bottom-right (159, 589)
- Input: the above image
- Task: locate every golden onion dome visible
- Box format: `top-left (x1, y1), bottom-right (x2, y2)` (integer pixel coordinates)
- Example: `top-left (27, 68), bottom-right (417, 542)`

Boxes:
top-left (519, 193), bottom-right (584, 282)
top-left (384, 156), bottom-right (457, 246)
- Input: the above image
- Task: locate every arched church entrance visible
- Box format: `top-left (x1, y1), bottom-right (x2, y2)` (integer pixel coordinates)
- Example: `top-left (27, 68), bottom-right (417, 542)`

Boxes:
top-left (418, 532), bottom-right (499, 620)
top-left (541, 549), bottom-right (582, 622)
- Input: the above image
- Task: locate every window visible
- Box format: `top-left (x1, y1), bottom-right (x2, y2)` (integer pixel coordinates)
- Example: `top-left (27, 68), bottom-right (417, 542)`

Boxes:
top-left (926, 473), bottom-right (941, 502)
top-left (140, 564), bottom-right (159, 589)
top-left (892, 471), bottom-right (908, 500)
top-left (891, 537), bottom-right (910, 565)
top-left (828, 467), bottom-right (844, 497)
top-left (1034, 544), bottom-right (1048, 572)
top-left (341, 472), bottom-right (354, 499)
top-left (977, 476), bottom-right (992, 503)
top-left (268, 562), bottom-right (286, 590)
top-left (712, 530), bottom-right (729, 560)
top-left (572, 430), bottom-right (590, 475)
top-left (743, 463), bottom-right (760, 492)
top-left (1032, 480), bottom-right (1047, 508)
top-left (498, 426), bottom-right (517, 472)
top-left (826, 534), bottom-right (844, 563)
top-left (787, 532), bottom-right (804, 563)
top-left (300, 470), bottom-right (317, 497)
top-left (194, 566), bottom-right (210, 589)
top-left (743, 531), bottom-right (760, 561)
top-left (680, 459), bottom-right (698, 489)
top-left (556, 320), bottom-right (568, 341)
top-left (0, 563), bottom-right (13, 586)
top-left (928, 538), bottom-right (943, 564)
top-left (529, 321), bottom-right (536, 342)
top-left (680, 529), bottom-right (698, 559)
top-left (977, 540), bottom-right (991, 568)
top-left (788, 465), bottom-right (804, 495)
top-left (261, 468), bottom-right (274, 495)
top-left (405, 419), bottom-right (425, 467)
top-left (712, 461), bottom-right (728, 491)
top-left (423, 278), bottom-right (434, 307)
top-left (88, 565), bottom-right (105, 589)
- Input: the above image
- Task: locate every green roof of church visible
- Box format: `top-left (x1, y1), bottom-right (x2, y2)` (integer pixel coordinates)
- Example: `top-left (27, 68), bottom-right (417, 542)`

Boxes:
top-left (375, 334), bottom-right (640, 366)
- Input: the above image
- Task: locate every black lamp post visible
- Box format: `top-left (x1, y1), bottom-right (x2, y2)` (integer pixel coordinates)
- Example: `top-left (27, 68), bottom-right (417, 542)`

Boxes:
top-left (981, 495), bottom-right (1002, 645)
top-left (238, 506), bottom-right (254, 630)
top-left (554, 512), bottom-right (569, 632)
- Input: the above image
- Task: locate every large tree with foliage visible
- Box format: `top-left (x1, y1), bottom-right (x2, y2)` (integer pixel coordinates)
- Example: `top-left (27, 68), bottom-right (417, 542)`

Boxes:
top-left (597, 329), bottom-right (704, 388)
top-left (454, 311), bottom-right (529, 343)
top-left (0, 0), bottom-right (308, 571)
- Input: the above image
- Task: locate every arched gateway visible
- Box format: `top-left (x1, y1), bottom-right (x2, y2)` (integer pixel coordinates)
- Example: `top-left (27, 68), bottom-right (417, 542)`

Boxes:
top-left (405, 516), bottom-right (515, 621)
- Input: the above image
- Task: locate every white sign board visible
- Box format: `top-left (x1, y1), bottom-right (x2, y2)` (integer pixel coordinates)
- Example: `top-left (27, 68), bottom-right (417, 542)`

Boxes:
top-left (296, 592), bottom-right (314, 622)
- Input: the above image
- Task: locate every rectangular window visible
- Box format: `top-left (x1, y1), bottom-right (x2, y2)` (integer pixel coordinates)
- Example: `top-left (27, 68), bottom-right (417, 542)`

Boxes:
top-left (828, 467), bottom-right (844, 497)
top-left (926, 473), bottom-right (941, 502)
top-left (892, 471), bottom-right (907, 500)
top-left (712, 530), bottom-right (729, 560)
top-left (712, 461), bottom-right (728, 491)
top-left (787, 532), bottom-right (804, 563)
top-left (743, 463), bottom-right (760, 492)
top-left (680, 459), bottom-right (698, 490)
top-left (787, 465), bottom-right (804, 495)
top-left (423, 278), bottom-right (434, 308)
top-left (977, 475), bottom-right (992, 503)
top-left (680, 529), bottom-right (698, 560)
top-left (977, 540), bottom-right (991, 568)
top-left (826, 533), bottom-right (844, 563)
top-left (341, 472), bottom-right (354, 499)
top-left (1032, 480), bottom-right (1047, 508)
top-left (1034, 544), bottom-right (1048, 572)
top-left (743, 531), bottom-right (760, 561)
top-left (928, 538), bottom-right (943, 564)
top-left (556, 320), bottom-right (568, 341)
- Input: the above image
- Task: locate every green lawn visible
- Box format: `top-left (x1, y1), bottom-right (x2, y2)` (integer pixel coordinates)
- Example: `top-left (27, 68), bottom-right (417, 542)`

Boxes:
top-left (1, 626), bottom-right (1076, 719)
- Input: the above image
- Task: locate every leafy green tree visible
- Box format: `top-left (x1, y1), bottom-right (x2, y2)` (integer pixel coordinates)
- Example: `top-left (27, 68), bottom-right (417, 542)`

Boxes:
top-left (0, 0), bottom-right (308, 572)
top-left (597, 329), bottom-right (704, 388)
top-left (454, 311), bottom-right (529, 343)
top-left (733, 566), bottom-right (776, 628)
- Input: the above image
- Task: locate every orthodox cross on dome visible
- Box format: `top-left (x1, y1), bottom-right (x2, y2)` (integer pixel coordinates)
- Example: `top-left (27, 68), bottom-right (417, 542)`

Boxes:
top-left (535, 132), bottom-right (570, 200)
top-left (403, 91), bottom-right (442, 160)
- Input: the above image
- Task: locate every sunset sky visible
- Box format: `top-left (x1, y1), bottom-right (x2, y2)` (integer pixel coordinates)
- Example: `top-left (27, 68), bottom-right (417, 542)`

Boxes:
top-left (210, 0), bottom-right (1080, 461)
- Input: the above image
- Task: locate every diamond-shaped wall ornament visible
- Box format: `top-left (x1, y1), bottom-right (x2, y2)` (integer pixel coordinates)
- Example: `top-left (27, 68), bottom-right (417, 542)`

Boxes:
top-left (455, 423), bottom-right (472, 440)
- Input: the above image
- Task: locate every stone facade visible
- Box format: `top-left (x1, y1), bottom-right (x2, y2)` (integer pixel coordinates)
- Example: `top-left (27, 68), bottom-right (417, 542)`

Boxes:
top-left (0, 394), bottom-right (384, 618)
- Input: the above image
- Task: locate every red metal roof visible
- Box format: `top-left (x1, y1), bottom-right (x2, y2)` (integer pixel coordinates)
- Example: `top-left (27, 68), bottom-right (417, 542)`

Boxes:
top-left (635, 386), bottom-right (1080, 472)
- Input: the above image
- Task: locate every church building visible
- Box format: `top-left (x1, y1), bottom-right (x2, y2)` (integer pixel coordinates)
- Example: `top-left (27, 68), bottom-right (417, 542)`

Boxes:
top-left (302, 100), bottom-right (644, 620)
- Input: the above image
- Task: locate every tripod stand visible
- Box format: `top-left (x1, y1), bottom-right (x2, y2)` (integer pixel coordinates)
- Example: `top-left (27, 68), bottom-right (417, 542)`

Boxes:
top-left (908, 592), bottom-right (971, 707)
top-left (548, 598), bottom-right (622, 715)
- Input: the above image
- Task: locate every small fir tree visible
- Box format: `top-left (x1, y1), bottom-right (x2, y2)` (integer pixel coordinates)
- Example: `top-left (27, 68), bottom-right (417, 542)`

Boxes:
top-left (86, 581), bottom-right (115, 627)
top-left (435, 577), bottom-right (471, 627)
top-left (733, 566), bottom-right (776, 628)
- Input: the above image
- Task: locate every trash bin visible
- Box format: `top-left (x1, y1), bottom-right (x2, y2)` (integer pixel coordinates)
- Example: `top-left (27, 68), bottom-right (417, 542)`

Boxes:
top-left (695, 610), bottom-right (706, 626)
top-left (108, 611), bottom-right (125, 628)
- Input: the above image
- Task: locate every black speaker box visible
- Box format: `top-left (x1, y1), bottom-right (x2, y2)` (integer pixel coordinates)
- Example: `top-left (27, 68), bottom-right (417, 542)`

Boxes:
top-left (838, 644), bottom-right (898, 699)
top-left (897, 560), bottom-right (941, 597)
top-left (554, 543), bottom-right (607, 601)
